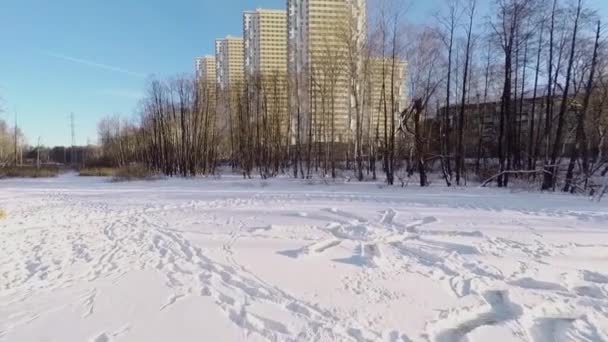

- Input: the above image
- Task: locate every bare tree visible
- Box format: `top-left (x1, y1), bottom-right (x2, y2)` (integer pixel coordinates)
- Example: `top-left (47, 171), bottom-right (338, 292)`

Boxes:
top-left (438, 0), bottom-right (460, 184)
top-left (527, 8), bottom-right (546, 172)
top-left (401, 27), bottom-right (443, 186)
top-left (492, 0), bottom-right (534, 187)
top-left (456, 0), bottom-right (477, 185)
top-left (542, 0), bottom-right (583, 190)
top-left (563, 19), bottom-right (601, 192)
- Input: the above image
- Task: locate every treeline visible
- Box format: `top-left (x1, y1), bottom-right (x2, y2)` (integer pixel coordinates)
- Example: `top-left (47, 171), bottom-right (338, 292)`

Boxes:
top-left (405, 0), bottom-right (608, 194)
top-left (97, 78), bottom-right (220, 176)
top-left (0, 111), bottom-right (97, 168)
top-left (95, 0), bottom-right (608, 195)
top-left (0, 116), bottom-right (25, 166)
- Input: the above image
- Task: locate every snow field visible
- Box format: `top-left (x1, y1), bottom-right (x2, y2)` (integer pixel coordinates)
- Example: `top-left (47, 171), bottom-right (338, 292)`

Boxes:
top-left (1, 175), bottom-right (608, 341)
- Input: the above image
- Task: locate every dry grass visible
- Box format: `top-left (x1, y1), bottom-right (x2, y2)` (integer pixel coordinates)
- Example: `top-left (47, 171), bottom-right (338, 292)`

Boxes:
top-left (112, 164), bottom-right (158, 182)
top-left (0, 209), bottom-right (6, 220)
top-left (79, 167), bottom-right (117, 177)
top-left (0, 166), bottom-right (60, 179)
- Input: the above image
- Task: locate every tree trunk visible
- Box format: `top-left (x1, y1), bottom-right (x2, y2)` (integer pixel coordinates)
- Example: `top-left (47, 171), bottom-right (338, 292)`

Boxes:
top-left (563, 20), bottom-right (600, 192)
top-left (542, 0), bottom-right (582, 190)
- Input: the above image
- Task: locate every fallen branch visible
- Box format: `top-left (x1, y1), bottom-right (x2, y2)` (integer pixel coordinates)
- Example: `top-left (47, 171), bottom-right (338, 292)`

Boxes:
top-left (480, 169), bottom-right (551, 188)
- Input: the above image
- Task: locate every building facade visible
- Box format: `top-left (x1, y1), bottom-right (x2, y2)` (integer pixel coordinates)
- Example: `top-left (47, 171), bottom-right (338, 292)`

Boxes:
top-left (196, 56), bottom-right (217, 85)
top-left (287, 0), bottom-right (367, 143)
top-left (215, 36), bottom-right (245, 91)
top-left (367, 57), bottom-right (408, 137)
top-left (244, 9), bottom-right (288, 78)
top-left (244, 9), bottom-right (289, 135)
top-left (214, 36), bottom-right (245, 154)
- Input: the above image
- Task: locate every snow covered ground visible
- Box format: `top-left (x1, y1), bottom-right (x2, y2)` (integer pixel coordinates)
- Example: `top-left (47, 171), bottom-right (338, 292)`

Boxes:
top-left (1, 174), bottom-right (608, 342)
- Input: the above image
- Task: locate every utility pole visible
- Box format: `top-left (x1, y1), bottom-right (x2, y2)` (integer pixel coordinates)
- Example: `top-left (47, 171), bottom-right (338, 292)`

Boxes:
top-left (70, 112), bottom-right (76, 165)
top-left (36, 136), bottom-right (42, 169)
top-left (14, 111), bottom-right (18, 167)
top-left (84, 137), bottom-right (91, 167)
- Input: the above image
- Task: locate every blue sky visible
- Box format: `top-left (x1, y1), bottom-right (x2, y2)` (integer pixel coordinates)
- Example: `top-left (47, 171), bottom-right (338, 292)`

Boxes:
top-left (0, 0), bottom-right (286, 146)
top-left (0, 0), bottom-right (606, 146)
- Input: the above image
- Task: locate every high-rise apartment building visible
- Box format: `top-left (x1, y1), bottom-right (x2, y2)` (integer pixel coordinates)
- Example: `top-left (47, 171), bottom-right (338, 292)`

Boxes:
top-left (215, 36), bottom-right (245, 151)
top-left (367, 58), bottom-right (408, 135)
top-left (244, 9), bottom-right (288, 78)
top-left (195, 57), bottom-right (204, 77)
top-left (215, 36), bottom-right (245, 90)
top-left (288, 0), bottom-right (367, 143)
top-left (195, 55), bottom-right (216, 86)
top-left (244, 9), bottom-right (289, 135)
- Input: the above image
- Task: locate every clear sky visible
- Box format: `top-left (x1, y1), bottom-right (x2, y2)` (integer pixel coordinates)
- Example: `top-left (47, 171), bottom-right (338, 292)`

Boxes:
top-left (0, 0), bottom-right (286, 146)
top-left (1, 0), bottom-right (606, 147)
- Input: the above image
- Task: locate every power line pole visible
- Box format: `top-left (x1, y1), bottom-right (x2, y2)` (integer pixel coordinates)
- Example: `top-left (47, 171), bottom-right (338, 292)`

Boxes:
top-left (70, 112), bottom-right (76, 165)
top-left (84, 137), bottom-right (91, 167)
top-left (36, 136), bottom-right (42, 169)
top-left (13, 111), bottom-right (18, 167)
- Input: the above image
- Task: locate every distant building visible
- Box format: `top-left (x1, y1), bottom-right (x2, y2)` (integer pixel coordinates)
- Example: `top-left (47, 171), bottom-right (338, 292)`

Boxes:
top-left (243, 9), bottom-right (287, 78)
top-left (439, 90), bottom-right (585, 159)
top-left (287, 0), bottom-right (367, 143)
top-left (244, 8), bottom-right (289, 134)
top-left (215, 36), bottom-right (245, 91)
top-left (367, 57), bottom-right (408, 138)
top-left (215, 36), bottom-right (245, 137)
top-left (195, 57), bottom-right (203, 76)
top-left (195, 55), bottom-right (216, 84)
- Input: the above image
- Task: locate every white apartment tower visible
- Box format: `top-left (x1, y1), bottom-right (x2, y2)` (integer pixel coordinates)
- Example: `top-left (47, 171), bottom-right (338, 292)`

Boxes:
top-left (288, 0), bottom-right (367, 143)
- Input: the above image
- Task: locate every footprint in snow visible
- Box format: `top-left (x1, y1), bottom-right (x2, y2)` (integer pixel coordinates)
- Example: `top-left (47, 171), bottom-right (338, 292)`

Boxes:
top-left (91, 333), bottom-right (111, 342)
top-left (581, 270), bottom-right (608, 284)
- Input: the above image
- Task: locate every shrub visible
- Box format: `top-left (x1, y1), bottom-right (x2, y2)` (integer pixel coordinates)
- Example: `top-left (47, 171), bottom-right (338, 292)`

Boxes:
top-left (0, 166), bottom-right (60, 179)
top-left (79, 167), bottom-right (117, 177)
top-left (112, 164), bottom-right (158, 182)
